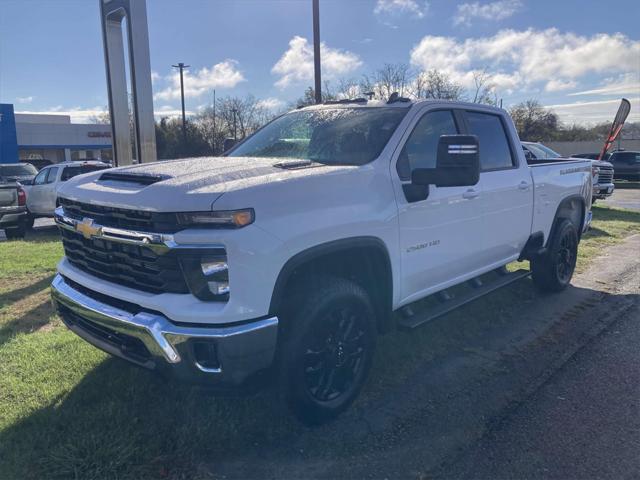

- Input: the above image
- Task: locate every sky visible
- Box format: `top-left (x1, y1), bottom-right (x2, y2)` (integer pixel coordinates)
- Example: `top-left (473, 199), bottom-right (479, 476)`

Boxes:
top-left (1, 0), bottom-right (639, 125)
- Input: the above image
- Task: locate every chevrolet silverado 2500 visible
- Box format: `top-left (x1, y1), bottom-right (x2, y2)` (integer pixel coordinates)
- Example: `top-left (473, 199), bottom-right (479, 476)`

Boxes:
top-left (51, 99), bottom-right (592, 423)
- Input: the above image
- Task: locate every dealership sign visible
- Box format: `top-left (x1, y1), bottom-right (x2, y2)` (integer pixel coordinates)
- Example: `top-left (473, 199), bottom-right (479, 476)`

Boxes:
top-left (88, 131), bottom-right (112, 138)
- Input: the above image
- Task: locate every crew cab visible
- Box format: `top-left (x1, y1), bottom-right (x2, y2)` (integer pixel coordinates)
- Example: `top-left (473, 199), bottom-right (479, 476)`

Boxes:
top-left (23, 161), bottom-right (110, 227)
top-left (0, 179), bottom-right (28, 239)
top-left (51, 99), bottom-right (592, 423)
top-left (521, 142), bottom-right (614, 202)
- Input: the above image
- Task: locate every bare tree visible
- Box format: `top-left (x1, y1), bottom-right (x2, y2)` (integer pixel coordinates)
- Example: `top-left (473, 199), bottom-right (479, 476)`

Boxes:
top-left (360, 63), bottom-right (412, 100)
top-left (411, 70), bottom-right (466, 101)
top-left (509, 99), bottom-right (559, 141)
top-left (471, 69), bottom-right (497, 105)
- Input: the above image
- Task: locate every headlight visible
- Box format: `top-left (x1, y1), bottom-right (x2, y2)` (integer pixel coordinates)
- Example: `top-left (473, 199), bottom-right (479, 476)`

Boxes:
top-left (177, 209), bottom-right (254, 228)
top-left (179, 252), bottom-right (229, 301)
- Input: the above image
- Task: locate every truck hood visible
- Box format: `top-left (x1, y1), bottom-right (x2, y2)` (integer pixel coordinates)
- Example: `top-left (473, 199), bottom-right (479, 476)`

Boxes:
top-left (57, 156), bottom-right (343, 212)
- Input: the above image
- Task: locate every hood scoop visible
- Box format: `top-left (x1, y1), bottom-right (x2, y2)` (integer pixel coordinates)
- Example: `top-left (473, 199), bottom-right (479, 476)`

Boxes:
top-left (273, 159), bottom-right (321, 170)
top-left (99, 171), bottom-right (170, 186)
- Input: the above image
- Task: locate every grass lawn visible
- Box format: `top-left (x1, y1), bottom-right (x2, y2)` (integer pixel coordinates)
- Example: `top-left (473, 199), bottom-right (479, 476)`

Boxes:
top-left (1, 204), bottom-right (639, 479)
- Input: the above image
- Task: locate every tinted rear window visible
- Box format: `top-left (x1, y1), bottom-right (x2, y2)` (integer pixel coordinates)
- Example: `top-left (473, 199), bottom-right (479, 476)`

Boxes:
top-left (61, 165), bottom-right (110, 181)
top-left (0, 164), bottom-right (38, 176)
top-left (465, 112), bottom-right (515, 170)
top-left (611, 152), bottom-right (640, 163)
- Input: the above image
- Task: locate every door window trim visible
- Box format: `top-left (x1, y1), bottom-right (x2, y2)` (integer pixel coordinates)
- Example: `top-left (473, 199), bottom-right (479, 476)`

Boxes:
top-left (395, 107), bottom-right (462, 181)
top-left (462, 109), bottom-right (520, 172)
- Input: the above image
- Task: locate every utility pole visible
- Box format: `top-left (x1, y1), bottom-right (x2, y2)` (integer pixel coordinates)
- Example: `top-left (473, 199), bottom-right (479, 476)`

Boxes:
top-left (172, 62), bottom-right (190, 146)
top-left (212, 89), bottom-right (216, 154)
top-left (312, 0), bottom-right (322, 104)
top-left (232, 107), bottom-right (238, 140)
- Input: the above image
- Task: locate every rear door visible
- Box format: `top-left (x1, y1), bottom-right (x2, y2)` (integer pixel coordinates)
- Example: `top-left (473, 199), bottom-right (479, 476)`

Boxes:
top-left (40, 166), bottom-right (61, 214)
top-left (463, 110), bottom-right (533, 265)
top-left (393, 107), bottom-right (486, 304)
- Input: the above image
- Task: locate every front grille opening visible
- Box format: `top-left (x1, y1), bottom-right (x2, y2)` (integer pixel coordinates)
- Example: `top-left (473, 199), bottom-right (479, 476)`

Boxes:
top-left (59, 304), bottom-right (152, 364)
top-left (60, 228), bottom-right (189, 294)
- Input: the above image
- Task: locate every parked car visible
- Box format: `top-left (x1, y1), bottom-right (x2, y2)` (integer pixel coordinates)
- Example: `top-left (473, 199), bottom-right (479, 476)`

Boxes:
top-left (0, 179), bottom-right (28, 239)
top-left (25, 161), bottom-right (111, 227)
top-left (521, 142), bottom-right (614, 202)
top-left (51, 99), bottom-right (593, 423)
top-left (23, 158), bottom-right (54, 171)
top-left (607, 150), bottom-right (640, 181)
top-left (0, 162), bottom-right (38, 184)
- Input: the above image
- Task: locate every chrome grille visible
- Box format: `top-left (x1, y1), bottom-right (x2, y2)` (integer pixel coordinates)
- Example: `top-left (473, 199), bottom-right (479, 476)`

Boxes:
top-left (598, 167), bottom-right (614, 184)
top-left (60, 227), bottom-right (189, 294)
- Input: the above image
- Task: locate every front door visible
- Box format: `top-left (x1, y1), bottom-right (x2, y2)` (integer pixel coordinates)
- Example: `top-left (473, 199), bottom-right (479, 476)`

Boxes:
top-left (393, 108), bottom-right (486, 305)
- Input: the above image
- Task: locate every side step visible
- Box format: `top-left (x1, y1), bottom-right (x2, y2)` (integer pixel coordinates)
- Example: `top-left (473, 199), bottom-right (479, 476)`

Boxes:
top-left (398, 269), bottom-right (531, 330)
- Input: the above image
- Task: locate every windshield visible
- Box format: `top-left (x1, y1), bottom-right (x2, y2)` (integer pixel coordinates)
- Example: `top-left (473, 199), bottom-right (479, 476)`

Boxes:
top-left (612, 152), bottom-right (640, 163)
top-left (61, 164), bottom-right (110, 181)
top-left (228, 107), bottom-right (408, 165)
top-left (0, 163), bottom-right (38, 176)
top-left (525, 143), bottom-right (561, 159)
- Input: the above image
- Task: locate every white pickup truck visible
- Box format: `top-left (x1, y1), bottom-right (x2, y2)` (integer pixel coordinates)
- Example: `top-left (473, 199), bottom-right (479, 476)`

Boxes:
top-left (51, 99), bottom-right (592, 423)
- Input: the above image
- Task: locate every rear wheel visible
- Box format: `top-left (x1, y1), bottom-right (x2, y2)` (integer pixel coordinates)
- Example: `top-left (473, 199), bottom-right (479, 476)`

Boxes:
top-left (531, 218), bottom-right (578, 292)
top-left (4, 226), bottom-right (26, 240)
top-left (279, 276), bottom-right (377, 425)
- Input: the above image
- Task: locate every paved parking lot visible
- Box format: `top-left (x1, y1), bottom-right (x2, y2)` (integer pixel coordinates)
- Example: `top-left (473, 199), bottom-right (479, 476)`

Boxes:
top-left (602, 188), bottom-right (640, 211)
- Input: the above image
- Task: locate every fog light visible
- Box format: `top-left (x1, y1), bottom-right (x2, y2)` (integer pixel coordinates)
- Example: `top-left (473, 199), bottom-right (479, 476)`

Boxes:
top-left (201, 259), bottom-right (227, 276)
top-left (207, 280), bottom-right (230, 296)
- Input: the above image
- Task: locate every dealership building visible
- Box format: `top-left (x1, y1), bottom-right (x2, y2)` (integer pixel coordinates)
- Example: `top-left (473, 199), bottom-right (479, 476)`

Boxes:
top-left (0, 103), bottom-right (113, 165)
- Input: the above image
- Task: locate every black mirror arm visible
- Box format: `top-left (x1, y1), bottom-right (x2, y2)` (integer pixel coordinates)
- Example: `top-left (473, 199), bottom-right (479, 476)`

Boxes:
top-left (411, 167), bottom-right (439, 186)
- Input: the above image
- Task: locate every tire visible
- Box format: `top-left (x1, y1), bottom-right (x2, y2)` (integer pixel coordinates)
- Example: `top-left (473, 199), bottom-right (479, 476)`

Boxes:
top-left (279, 276), bottom-right (377, 425)
top-left (531, 218), bottom-right (578, 293)
top-left (24, 215), bottom-right (35, 230)
top-left (4, 226), bottom-right (26, 240)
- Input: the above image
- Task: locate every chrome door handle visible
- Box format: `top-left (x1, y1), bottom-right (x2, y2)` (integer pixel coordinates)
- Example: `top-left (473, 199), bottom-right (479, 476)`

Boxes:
top-left (462, 189), bottom-right (479, 199)
top-left (518, 181), bottom-right (530, 191)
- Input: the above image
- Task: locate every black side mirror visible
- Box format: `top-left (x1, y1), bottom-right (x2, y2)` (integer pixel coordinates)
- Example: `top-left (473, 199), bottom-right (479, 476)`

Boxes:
top-left (223, 138), bottom-right (237, 152)
top-left (411, 135), bottom-right (480, 187)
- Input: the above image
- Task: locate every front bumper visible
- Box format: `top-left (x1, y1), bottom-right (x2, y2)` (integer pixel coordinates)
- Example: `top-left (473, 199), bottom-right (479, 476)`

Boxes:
top-left (0, 205), bottom-right (27, 228)
top-left (593, 183), bottom-right (615, 199)
top-left (51, 274), bottom-right (278, 388)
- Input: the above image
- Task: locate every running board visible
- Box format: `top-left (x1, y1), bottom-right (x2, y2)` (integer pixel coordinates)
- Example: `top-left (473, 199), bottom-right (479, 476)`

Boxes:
top-left (398, 269), bottom-right (531, 330)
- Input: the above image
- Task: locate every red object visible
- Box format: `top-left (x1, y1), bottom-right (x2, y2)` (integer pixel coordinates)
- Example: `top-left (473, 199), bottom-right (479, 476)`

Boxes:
top-left (598, 98), bottom-right (631, 160)
top-left (17, 187), bottom-right (26, 206)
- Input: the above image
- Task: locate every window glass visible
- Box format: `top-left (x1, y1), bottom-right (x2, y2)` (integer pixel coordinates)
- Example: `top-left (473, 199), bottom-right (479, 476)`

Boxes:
top-left (397, 110), bottom-right (458, 180)
top-left (466, 111), bottom-right (514, 170)
top-left (45, 167), bottom-right (59, 184)
top-left (229, 107), bottom-right (408, 166)
top-left (0, 163), bottom-right (38, 177)
top-left (33, 169), bottom-right (49, 185)
top-left (61, 165), bottom-right (110, 181)
top-left (611, 152), bottom-right (640, 163)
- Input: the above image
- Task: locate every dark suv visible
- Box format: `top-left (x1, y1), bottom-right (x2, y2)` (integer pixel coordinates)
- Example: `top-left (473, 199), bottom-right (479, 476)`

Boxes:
top-left (607, 151), bottom-right (640, 181)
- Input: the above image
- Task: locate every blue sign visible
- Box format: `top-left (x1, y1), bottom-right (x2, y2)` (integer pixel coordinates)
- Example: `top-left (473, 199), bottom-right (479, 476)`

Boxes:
top-left (0, 104), bottom-right (19, 163)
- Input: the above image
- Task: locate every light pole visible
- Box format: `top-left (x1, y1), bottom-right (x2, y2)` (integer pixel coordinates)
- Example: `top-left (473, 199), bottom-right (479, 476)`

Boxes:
top-left (312, 0), bottom-right (322, 104)
top-left (172, 62), bottom-right (190, 146)
top-left (231, 108), bottom-right (238, 141)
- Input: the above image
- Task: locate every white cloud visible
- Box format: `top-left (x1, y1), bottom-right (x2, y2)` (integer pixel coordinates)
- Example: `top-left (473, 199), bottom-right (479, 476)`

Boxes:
top-left (151, 71), bottom-right (161, 84)
top-left (545, 79), bottom-right (578, 92)
top-left (15, 96), bottom-right (34, 104)
top-left (569, 73), bottom-right (640, 96)
top-left (454, 0), bottom-right (522, 26)
top-left (410, 29), bottom-right (640, 94)
top-left (16, 106), bottom-right (107, 123)
top-left (545, 97), bottom-right (640, 124)
top-left (257, 97), bottom-right (286, 111)
top-left (374, 0), bottom-right (429, 18)
top-left (272, 36), bottom-right (362, 89)
top-left (154, 60), bottom-right (245, 101)
top-left (155, 105), bottom-right (196, 118)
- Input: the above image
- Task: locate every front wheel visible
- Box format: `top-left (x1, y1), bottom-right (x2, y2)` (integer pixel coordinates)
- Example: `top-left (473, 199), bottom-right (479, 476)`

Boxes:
top-left (531, 218), bottom-right (578, 292)
top-left (279, 276), bottom-right (377, 425)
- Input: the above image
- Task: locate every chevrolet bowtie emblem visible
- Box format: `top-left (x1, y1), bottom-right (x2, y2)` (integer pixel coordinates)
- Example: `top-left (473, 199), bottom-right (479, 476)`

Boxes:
top-left (76, 218), bottom-right (102, 240)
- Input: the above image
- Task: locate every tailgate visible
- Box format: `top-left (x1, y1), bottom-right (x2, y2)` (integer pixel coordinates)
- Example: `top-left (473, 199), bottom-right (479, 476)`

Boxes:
top-left (0, 184), bottom-right (18, 207)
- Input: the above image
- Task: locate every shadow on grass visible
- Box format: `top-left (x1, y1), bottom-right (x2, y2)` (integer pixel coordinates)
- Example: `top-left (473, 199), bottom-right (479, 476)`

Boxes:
top-left (582, 226), bottom-right (612, 239)
top-left (0, 296), bottom-right (54, 346)
top-left (592, 205), bottom-right (640, 223)
top-left (0, 275), bottom-right (54, 309)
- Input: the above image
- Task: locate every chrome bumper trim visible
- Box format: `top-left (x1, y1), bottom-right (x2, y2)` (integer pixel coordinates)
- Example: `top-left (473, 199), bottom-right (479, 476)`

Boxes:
top-left (51, 274), bottom-right (278, 384)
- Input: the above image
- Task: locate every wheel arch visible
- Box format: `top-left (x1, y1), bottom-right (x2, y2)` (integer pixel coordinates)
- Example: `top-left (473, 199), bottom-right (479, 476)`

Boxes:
top-left (547, 194), bottom-right (586, 247)
top-left (269, 236), bottom-right (394, 333)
